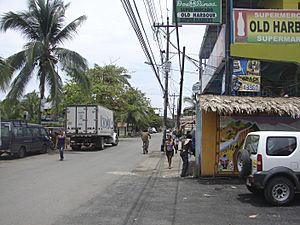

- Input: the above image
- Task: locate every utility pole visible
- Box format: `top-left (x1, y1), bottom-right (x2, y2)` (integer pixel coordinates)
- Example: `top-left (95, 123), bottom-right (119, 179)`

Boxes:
top-left (154, 18), bottom-right (178, 151)
top-left (170, 93), bottom-right (179, 127)
top-left (225, 0), bottom-right (233, 95)
top-left (177, 46), bottom-right (186, 131)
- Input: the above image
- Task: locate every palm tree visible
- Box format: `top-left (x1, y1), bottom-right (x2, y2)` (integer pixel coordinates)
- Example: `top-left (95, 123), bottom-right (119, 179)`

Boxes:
top-left (183, 95), bottom-right (197, 116)
top-left (0, 57), bottom-right (13, 91)
top-left (0, 0), bottom-right (90, 122)
top-left (21, 91), bottom-right (40, 123)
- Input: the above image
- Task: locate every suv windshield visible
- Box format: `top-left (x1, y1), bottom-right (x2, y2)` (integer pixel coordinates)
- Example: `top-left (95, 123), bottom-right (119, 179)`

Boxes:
top-left (244, 135), bottom-right (259, 154)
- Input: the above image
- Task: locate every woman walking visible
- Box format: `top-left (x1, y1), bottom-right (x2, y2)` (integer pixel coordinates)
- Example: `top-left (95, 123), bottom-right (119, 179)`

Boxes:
top-left (165, 134), bottom-right (175, 169)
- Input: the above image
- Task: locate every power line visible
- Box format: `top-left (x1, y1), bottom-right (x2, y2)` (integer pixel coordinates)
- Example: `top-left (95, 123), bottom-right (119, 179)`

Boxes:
top-left (120, 0), bottom-right (164, 91)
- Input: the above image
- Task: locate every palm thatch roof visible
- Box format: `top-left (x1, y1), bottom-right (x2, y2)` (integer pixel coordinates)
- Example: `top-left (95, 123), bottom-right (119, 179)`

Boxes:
top-left (199, 95), bottom-right (300, 118)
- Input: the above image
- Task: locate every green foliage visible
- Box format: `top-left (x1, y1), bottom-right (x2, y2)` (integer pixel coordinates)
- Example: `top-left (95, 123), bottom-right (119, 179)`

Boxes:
top-left (183, 95), bottom-right (197, 116)
top-left (62, 64), bottom-right (162, 131)
top-left (0, 0), bottom-right (89, 122)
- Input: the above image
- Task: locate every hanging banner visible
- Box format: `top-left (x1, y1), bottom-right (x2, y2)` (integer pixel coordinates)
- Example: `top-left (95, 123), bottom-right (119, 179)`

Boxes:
top-left (233, 9), bottom-right (300, 43)
top-left (173, 0), bottom-right (222, 25)
top-left (232, 59), bottom-right (261, 93)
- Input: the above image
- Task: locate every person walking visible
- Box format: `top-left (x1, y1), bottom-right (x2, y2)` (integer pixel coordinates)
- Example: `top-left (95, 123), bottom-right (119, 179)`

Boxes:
top-left (56, 130), bottom-right (66, 161)
top-left (141, 129), bottom-right (151, 154)
top-left (180, 133), bottom-right (192, 177)
top-left (165, 134), bottom-right (175, 169)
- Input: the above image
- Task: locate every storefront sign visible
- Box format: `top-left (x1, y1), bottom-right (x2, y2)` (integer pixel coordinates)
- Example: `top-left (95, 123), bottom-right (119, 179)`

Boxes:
top-left (173, 0), bottom-right (222, 24)
top-left (233, 9), bottom-right (300, 43)
top-left (232, 59), bottom-right (261, 93)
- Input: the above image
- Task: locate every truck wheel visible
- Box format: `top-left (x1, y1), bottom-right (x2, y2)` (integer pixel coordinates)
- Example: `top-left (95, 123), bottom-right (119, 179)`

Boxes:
top-left (99, 137), bottom-right (104, 150)
top-left (264, 176), bottom-right (295, 206)
top-left (237, 149), bottom-right (251, 178)
top-left (18, 147), bottom-right (26, 158)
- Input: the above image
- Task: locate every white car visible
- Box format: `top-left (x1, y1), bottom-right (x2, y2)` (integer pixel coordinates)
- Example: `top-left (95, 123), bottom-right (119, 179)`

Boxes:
top-left (237, 131), bottom-right (300, 206)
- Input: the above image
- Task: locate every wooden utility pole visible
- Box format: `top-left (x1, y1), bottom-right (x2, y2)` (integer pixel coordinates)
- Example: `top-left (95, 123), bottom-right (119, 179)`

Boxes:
top-left (177, 46), bottom-right (186, 131)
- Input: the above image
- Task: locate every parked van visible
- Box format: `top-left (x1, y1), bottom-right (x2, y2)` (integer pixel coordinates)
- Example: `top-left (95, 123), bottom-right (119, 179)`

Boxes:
top-left (0, 121), bottom-right (52, 158)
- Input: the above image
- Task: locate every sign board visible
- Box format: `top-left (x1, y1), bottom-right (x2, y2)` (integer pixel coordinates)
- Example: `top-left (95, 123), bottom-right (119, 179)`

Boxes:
top-left (233, 9), bottom-right (300, 43)
top-left (192, 81), bottom-right (201, 94)
top-left (232, 59), bottom-right (261, 93)
top-left (173, 0), bottom-right (222, 25)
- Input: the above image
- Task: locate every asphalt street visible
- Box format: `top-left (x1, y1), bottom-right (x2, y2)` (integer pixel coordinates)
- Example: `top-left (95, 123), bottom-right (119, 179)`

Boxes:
top-left (1, 133), bottom-right (300, 225)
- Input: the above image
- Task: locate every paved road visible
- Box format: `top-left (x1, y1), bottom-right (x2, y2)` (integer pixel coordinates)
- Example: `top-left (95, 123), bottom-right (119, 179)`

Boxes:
top-left (1, 133), bottom-right (300, 225)
top-left (0, 134), bottom-right (158, 225)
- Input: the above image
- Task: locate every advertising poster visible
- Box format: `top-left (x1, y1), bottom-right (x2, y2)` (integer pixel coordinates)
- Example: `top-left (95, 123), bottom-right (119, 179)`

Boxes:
top-left (173, 0), bottom-right (222, 24)
top-left (218, 116), bottom-right (300, 174)
top-left (233, 9), bottom-right (300, 43)
top-left (232, 59), bottom-right (261, 93)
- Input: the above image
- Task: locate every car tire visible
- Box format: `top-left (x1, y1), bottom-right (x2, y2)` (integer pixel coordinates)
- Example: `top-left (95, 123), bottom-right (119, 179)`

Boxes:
top-left (18, 147), bottom-right (26, 158)
top-left (264, 176), bottom-right (295, 206)
top-left (112, 136), bottom-right (119, 146)
top-left (237, 149), bottom-right (251, 178)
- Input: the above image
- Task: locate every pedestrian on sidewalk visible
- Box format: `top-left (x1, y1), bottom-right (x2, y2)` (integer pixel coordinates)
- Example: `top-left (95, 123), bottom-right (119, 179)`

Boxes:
top-left (141, 129), bottom-right (151, 154)
top-left (165, 134), bottom-right (175, 169)
top-left (179, 133), bottom-right (192, 177)
top-left (56, 130), bottom-right (66, 161)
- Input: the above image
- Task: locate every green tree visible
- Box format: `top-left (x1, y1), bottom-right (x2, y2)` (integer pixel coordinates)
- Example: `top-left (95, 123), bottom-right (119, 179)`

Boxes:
top-left (122, 88), bottom-right (152, 132)
top-left (0, 57), bottom-right (13, 90)
top-left (0, 99), bottom-right (23, 120)
top-left (20, 91), bottom-right (40, 123)
top-left (0, 0), bottom-right (90, 122)
top-left (183, 95), bottom-right (197, 116)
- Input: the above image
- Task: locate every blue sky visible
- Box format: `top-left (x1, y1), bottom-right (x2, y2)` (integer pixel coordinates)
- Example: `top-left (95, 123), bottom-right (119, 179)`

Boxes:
top-left (0, 0), bottom-right (205, 116)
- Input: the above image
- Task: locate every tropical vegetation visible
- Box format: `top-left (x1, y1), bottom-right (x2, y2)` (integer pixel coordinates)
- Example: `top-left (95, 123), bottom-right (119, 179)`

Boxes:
top-left (0, 0), bottom-right (89, 122)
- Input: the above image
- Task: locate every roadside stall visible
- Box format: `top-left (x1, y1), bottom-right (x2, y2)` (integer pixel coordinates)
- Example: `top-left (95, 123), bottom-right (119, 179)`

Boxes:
top-left (198, 95), bottom-right (300, 177)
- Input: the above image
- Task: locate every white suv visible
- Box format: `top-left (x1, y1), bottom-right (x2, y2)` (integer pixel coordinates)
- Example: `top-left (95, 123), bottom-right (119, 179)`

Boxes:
top-left (237, 131), bottom-right (300, 206)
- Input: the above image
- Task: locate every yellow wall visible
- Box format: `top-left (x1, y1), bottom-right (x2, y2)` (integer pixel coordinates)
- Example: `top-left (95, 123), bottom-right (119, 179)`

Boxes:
top-left (264, 0), bottom-right (283, 8)
top-left (231, 43), bottom-right (300, 64)
top-left (201, 111), bottom-right (218, 176)
top-left (264, 0), bottom-right (299, 9)
top-left (282, 0), bottom-right (299, 9)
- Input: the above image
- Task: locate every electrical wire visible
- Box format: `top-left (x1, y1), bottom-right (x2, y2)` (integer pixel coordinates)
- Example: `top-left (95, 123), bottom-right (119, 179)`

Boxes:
top-left (120, 0), bottom-right (164, 92)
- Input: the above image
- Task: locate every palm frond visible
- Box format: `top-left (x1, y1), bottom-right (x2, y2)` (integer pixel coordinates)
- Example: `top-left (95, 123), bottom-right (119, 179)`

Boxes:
top-left (53, 15), bottom-right (87, 45)
top-left (7, 63), bottom-right (35, 100)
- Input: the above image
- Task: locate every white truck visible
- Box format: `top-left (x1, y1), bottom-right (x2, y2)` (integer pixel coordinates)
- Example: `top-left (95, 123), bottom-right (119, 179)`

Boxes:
top-left (65, 105), bottom-right (118, 150)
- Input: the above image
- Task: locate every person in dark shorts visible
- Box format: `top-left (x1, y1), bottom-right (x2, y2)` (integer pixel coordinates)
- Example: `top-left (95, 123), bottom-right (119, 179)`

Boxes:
top-left (56, 130), bottom-right (65, 161)
top-left (165, 134), bottom-right (175, 169)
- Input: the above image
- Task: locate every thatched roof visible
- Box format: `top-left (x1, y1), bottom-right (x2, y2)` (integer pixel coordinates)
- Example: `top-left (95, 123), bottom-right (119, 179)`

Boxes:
top-left (199, 95), bottom-right (300, 118)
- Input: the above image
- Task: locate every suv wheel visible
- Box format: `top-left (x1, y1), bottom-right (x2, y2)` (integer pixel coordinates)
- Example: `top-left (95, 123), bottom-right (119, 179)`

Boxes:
top-left (237, 149), bottom-right (251, 178)
top-left (264, 177), bottom-right (295, 206)
top-left (18, 147), bottom-right (26, 158)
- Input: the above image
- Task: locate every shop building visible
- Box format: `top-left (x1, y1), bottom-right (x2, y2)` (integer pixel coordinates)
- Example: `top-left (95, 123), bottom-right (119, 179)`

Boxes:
top-left (197, 0), bottom-right (300, 176)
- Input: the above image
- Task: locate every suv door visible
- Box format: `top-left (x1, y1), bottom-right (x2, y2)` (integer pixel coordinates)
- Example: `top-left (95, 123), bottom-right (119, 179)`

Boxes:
top-left (30, 127), bottom-right (42, 152)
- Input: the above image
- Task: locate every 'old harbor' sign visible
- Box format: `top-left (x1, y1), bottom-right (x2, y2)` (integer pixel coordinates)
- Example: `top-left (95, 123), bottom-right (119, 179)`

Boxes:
top-left (173, 0), bottom-right (222, 25)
